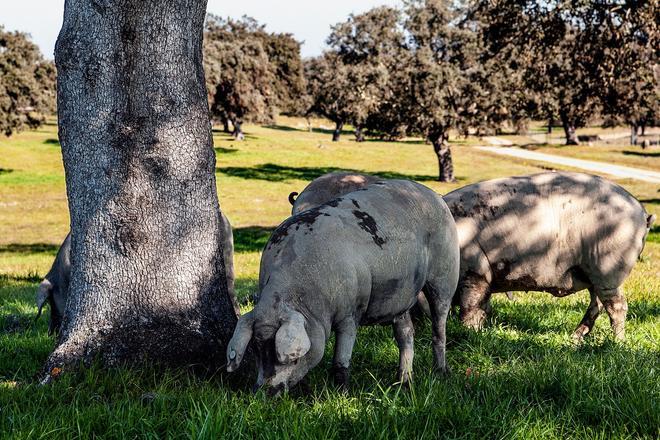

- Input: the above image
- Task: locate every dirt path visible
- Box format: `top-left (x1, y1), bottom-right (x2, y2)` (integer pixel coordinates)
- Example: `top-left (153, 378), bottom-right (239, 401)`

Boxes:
top-left (475, 146), bottom-right (660, 184)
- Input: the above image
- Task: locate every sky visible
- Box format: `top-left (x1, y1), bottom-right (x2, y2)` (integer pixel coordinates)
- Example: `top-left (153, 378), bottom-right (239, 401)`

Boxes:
top-left (2, 0), bottom-right (400, 59)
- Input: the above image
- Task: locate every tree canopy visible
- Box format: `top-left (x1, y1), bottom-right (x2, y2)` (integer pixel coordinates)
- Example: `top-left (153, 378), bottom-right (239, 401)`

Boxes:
top-left (0, 27), bottom-right (56, 136)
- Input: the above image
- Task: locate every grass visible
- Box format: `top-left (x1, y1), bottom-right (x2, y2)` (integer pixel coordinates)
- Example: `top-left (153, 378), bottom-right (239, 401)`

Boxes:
top-left (0, 118), bottom-right (658, 439)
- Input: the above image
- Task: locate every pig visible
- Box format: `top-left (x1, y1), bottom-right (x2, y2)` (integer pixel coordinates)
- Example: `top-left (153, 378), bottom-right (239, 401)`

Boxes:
top-left (36, 212), bottom-right (236, 334)
top-left (444, 172), bottom-right (655, 341)
top-left (226, 180), bottom-right (460, 393)
top-left (288, 172), bottom-right (382, 215)
top-left (287, 171), bottom-right (654, 341)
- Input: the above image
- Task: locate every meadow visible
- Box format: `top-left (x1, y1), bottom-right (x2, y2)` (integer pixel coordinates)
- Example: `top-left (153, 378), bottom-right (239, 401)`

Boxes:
top-left (0, 118), bottom-right (658, 439)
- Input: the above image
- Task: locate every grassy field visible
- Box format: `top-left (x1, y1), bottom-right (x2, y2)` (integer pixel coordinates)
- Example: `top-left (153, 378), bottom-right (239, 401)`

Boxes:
top-left (1, 118), bottom-right (658, 439)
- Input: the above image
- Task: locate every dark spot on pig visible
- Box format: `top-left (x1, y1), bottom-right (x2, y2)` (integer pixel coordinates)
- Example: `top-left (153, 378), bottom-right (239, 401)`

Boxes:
top-left (352, 199), bottom-right (361, 209)
top-left (268, 207), bottom-right (330, 248)
top-left (325, 198), bottom-right (343, 208)
top-left (352, 210), bottom-right (387, 248)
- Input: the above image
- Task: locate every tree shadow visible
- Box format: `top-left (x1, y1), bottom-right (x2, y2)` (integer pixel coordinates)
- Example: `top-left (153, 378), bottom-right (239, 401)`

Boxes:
top-left (0, 273), bottom-right (42, 284)
top-left (640, 199), bottom-right (660, 204)
top-left (622, 150), bottom-right (660, 158)
top-left (0, 243), bottom-right (60, 255)
top-left (217, 163), bottom-right (437, 182)
top-left (233, 226), bottom-right (274, 253)
top-left (0, 168), bottom-right (12, 175)
top-left (264, 124), bottom-right (302, 132)
top-left (44, 139), bottom-right (60, 146)
top-left (214, 147), bottom-right (238, 154)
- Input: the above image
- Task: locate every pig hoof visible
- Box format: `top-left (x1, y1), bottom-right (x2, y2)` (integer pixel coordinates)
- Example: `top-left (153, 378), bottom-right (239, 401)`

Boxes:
top-left (396, 371), bottom-right (413, 386)
top-left (331, 366), bottom-right (350, 390)
top-left (434, 365), bottom-right (451, 377)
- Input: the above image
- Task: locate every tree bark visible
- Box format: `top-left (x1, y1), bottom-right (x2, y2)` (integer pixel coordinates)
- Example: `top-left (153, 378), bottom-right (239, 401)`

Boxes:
top-left (560, 112), bottom-right (579, 145)
top-left (332, 121), bottom-right (344, 142)
top-left (430, 131), bottom-right (455, 183)
top-left (232, 120), bottom-right (244, 141)
top-left (46, 0), bottom-right (239, 375)
top-left (548, 118), bottom-right (553, 134)
top-left (355, 126), bottom-right (365, 142)
top-left (221, 116), bottom-right (230, 134)
top-left (631, 124), bottom-right (638, 146)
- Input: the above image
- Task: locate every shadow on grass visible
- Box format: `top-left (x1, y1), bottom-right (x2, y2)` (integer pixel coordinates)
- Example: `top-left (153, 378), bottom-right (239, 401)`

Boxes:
top-left (0, 273), bottom-right (42, 284)
top-left (233, 226), bottom-right (274, 253)
top-left (218, 163), bottom-right (437, 182)
top-left (0, 168), bottom-right (12, 175)
top-left (622, 150), bottom-right (660, 158)
top-left (44, 138), bottom-right (60, 146)
top-left (0, 243), bottom-right (60, 255)
top-left (640, 198), bottom-right (660, 204)
top-left (215, 147), bottom-right (238, 154)
top-left (264, 124), bottom-right (303, 132)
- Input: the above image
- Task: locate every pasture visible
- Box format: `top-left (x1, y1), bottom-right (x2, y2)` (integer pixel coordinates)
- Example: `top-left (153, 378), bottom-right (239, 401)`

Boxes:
top-left (1, 119), bottom-right (658, 439)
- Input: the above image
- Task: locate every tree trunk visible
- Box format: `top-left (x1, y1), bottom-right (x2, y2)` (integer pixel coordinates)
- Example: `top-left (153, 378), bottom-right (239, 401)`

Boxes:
top-left (222, 116), bottom-right (230, 134)
top-left (640, 124), bottom-right (646, 137)
top-left (430, 132), bottom-right (455, 183)
top-left (46, 0), bottom-right (239, 376)
top-left (560, 112), bottom-right (579, 145)
top-left (631, 124), bottom-right (638, 146)
top-left (232, 120), bottom-right (244, 141)
top-left (548, 118), bottom-right (553, 134)
top-left (355, 126), bottom-right (365, 142)
top-left (332, 121), bottom-right (344, 142)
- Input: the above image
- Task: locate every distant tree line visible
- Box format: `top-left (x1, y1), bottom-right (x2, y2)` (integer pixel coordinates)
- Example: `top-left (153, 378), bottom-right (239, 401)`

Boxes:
top-left (1, 1), bottom-right (657, 182)
top-left (0, 26), bottom-right (56, 136)
top-left (305, 0), bottom-right (659, 181)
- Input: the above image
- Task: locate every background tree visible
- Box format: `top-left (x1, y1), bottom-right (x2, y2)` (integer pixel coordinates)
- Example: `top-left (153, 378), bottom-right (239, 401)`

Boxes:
top-left (471, 0), bottom-right (658, 145)
top-left (0, 26), bottom-right (56, 136)
top-left (204, 15), bottom-right (305, 139)
top-left (398, 0), bottom-right (502, 182)
top-left (307, 7), bottom-right (402, 142)
top-left (594, 1), bottom-right (659, 144)
top-left (45, 0), bottom-right (238, 375)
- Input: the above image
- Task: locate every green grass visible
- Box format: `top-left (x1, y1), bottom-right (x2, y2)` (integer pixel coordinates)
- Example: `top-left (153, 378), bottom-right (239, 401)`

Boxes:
top-left (1, 118), bottom-right (658, 439)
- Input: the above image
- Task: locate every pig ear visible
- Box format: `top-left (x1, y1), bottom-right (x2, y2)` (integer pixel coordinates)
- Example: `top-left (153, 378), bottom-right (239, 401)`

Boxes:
top-left (35, 279), bottom-right (53, 320)
top-left (226, 310), bottom-right (255, 373)
top-left (275, 310), bottom-right (311, 364)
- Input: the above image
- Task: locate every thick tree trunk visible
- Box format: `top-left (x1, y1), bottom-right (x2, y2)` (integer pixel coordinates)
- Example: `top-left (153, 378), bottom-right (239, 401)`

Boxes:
top-left (560, 112), bottom-right (579, 145)
top-left (631, 124), bottom-right (638, 146)
top-left (355, 126), bottom-right (365, 142)
top-left (430, 131), bottom-right (455, 183)
top-left (332, 121), bottom-right (344, 142)
top-left (46, 0), bottom-right (239, 376)
top-left (232, 120), bottom-right (244, 141)
top-left (548, 119), bottom-right (553, 134)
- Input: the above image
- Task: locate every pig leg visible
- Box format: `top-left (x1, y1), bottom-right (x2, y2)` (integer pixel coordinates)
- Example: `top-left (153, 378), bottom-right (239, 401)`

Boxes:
top-left (458, 275), bottom-right (491, 330)
top-left (331, 318), bottom-right (357, 388)
top-left (572, 288), bottom-right (603, 342)
top-left (596, 287), bottom-right (628, 341)
top-left (422, 282), bottom-right (452, 375)
top-left (393, 311), bottom-right (415, 384)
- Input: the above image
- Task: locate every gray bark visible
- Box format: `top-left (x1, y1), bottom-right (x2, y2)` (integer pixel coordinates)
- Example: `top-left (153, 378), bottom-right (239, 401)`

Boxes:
top-left (355, 126), bottom-right (365, 142)
top-left (631, 124), bottom-right (638, 146)
top-left (45, 0), bottom-right (238, 375)
top-left (431, 131), bottom-right (455, 183)
top-left (332, 121), bottom-right (344, 142)
top-left (560, 112), bottom-right (579, 145)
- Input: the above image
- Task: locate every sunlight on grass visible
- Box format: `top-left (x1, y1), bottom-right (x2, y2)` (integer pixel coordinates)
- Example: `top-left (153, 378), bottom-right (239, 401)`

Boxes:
top-left (0, 118), bottom-right (658, 438)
